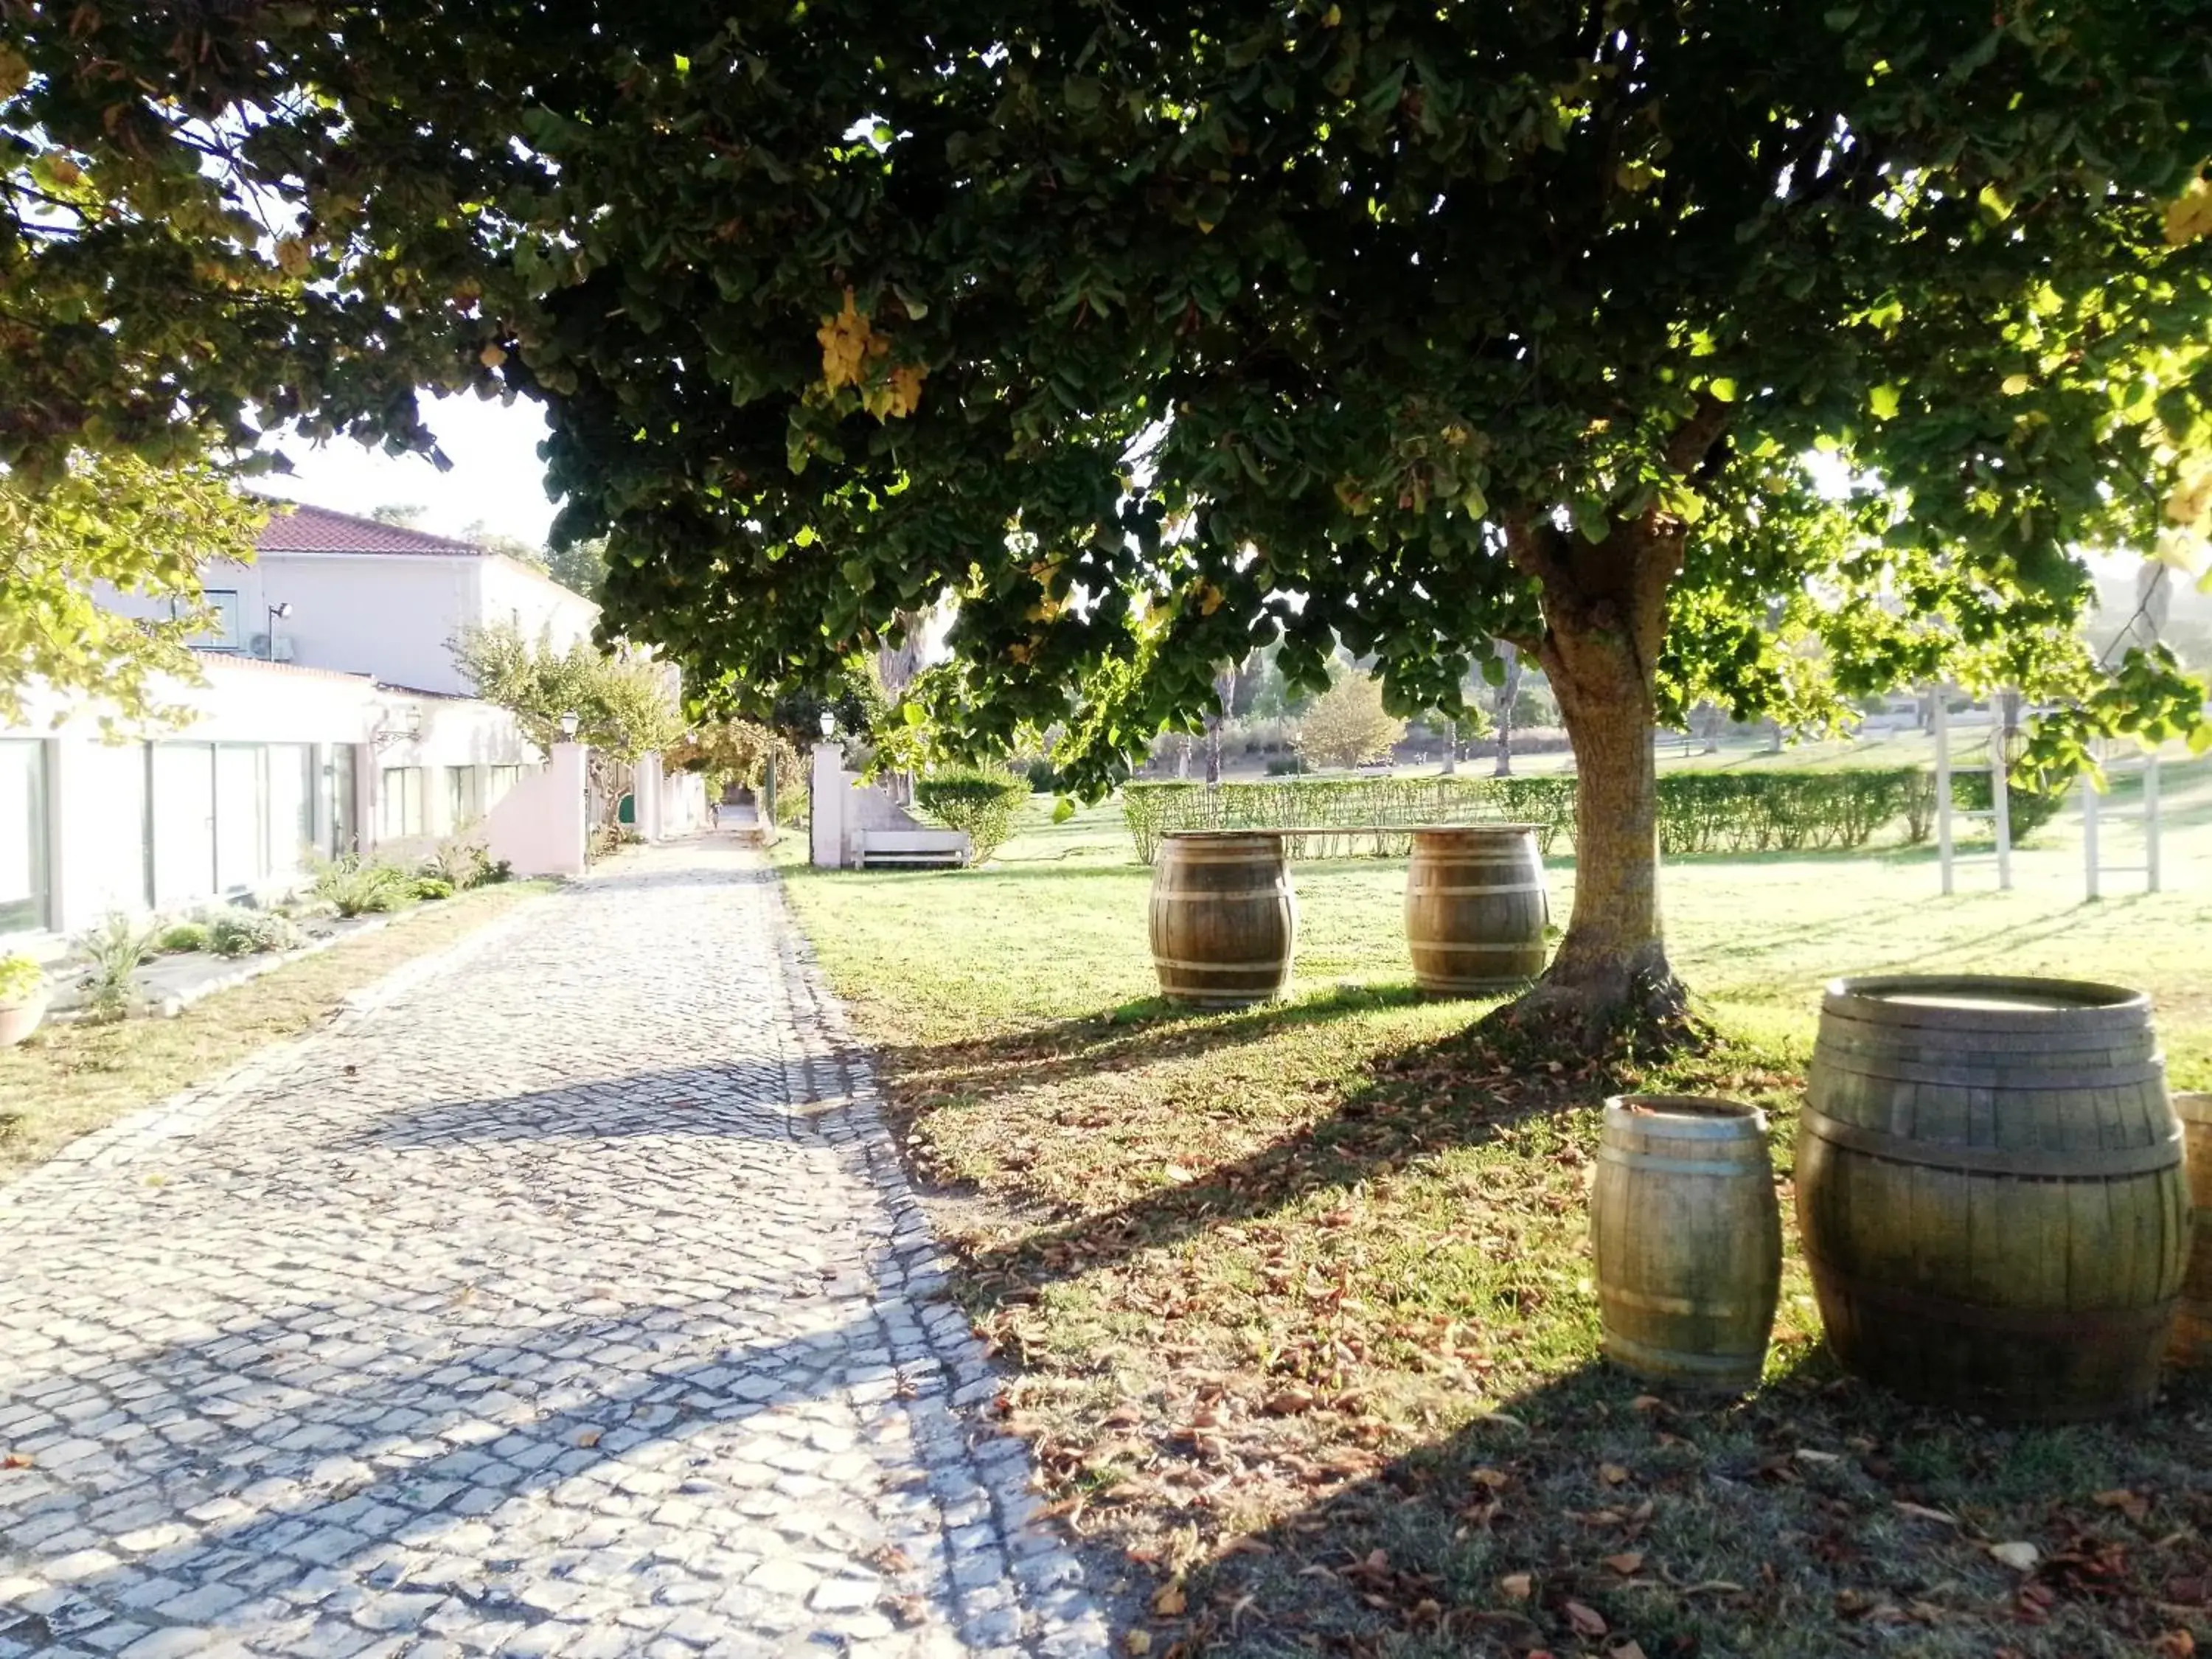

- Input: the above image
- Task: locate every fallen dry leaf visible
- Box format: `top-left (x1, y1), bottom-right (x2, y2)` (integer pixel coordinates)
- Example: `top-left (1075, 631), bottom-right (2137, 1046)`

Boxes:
top-left (1499, 1572), bottom-right (1534, 1602)
top-left (1794, 1448), bottom-right (1842, 1466)
top-left (574, 1429), bottom-right (602, 1449)
top-left (1471, 1467), bottom-right (1509, 1489)
top-left (1604, 1553), bottom-right (1646, 1576)
top-left (1565, 1599), bottom-right (1610, 1637)
top-left (2093, 1488), bottom-right (2150, 1522)
top-left (1123, 1632), bottom-right (1152, 1657)
top-left (1989, 1541), bottom-right (2042, 1573)
top-left (1, 1454), bottom-right (32, 1470)
top-left (1599, 1462), bottom-right (1629, 1486)
top-left (2152, 1631), bottom-right (2195, 1658)
top-left (1152, 1583), bottom-right (1187, 1618)
top-left (1893, 1502), bottom-right (1958, 1526)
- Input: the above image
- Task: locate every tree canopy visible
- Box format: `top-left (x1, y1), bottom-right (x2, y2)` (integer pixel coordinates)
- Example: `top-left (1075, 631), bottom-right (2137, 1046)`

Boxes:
top-left (10, 0), bottom-right (2212, 1019)
top-left (0, 451), bottom-right (265, 731)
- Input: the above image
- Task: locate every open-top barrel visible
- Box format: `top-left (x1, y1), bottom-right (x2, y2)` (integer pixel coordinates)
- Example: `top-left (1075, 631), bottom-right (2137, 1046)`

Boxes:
top-left (1403, 824), bottom-right (1548, 994)
top-left (1149, 832), bottom-right (1298, 1007)
top-left (1591, 1095), bottom-right (1781, 1393)
top-left (1798, 974), bottom-right (2190, 1422)
top-left (2172, 1093), bottom-right (2212, 1367)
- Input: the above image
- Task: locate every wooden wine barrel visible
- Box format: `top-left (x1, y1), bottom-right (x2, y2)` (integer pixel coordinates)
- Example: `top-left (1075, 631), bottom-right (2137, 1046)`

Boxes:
top-left (1798, 975), bottom-right (2190, 1422)
top-left (2171, 1093), bottom-right (2212, 1367)
top-left (1591, 1095), bottom-right (1781, 1393)
top-left (1149, 832), bottom-right (1298, 1007)
top-left (1403, 825), bottom-right (1548, 994)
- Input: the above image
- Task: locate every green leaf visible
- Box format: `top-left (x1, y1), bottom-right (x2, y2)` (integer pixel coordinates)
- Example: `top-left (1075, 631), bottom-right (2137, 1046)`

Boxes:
top-left (1707, 377), bottom-right (1739, 403)
top-left (1868, 384), bottom-right (1901, 420)
top-left (1051, 796), bottom-right (1078, 824)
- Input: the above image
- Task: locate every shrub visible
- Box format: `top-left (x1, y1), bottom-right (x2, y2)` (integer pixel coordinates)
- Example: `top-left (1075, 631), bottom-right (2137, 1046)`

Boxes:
top-left (422, 826), bottom-right (497, 890)
top-left (0, 953), bottom-right (44, 1004)
top-left (157, 921), bottom-right (210, 954)
top-left (914, 768), bottom-right (1030, 865)
top-left (1264, 756), bottom-right (1307, 777)
top-left (310, 852), bottom-right (413, 917)
top-left (1950, 771), bottom-right (2069, 844)
top-left (205, 911), bottom-right (307, 958)
top-left (412, 876), bottom-right (456, 902)
top-left (74, 912), bottom-right (159, 1021)
top-left (1023, 757), bottom-right (1060, 793)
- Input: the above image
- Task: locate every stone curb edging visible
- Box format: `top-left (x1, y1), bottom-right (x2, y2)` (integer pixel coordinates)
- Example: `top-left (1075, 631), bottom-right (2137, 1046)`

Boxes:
top-left (761, 871), bottom-right (1117, 1659)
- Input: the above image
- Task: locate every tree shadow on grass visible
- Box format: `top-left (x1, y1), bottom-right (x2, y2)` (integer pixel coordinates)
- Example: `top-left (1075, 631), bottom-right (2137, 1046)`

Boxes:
top-left (1158, 1344), bottom-right (2212, 1659)
top-left (950, 1012), bottom-right (1617, 1310)
top-left (872, 981), bottom-right (1446, 1123)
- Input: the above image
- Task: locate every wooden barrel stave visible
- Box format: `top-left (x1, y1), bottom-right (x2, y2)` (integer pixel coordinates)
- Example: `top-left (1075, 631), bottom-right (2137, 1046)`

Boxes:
top-left (1403, 825), bottom-right (1548, 995)
top-left (2170, 1093), bottom-right (2211, 1366)
top-left (1798, 974), bottom-right (2189, 1422)
top-left (1590, 1095), bottom-right (1781, 1394)
top-left (1148, 832), bottom-right (1298, 1008)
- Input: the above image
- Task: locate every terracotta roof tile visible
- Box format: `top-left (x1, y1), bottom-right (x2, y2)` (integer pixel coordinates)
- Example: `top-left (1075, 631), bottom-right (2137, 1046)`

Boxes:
top-left (255, 502), bottom-right (481, 557)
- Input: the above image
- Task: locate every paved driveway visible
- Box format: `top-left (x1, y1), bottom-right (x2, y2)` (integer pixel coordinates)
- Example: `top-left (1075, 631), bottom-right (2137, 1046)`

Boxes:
top-left (0, 843), bottom-right (1105, 1659)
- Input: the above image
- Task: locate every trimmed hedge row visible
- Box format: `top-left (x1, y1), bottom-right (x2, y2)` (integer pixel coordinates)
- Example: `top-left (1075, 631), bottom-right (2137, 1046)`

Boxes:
top-left (1121, 769), bottom-right (2066, 863)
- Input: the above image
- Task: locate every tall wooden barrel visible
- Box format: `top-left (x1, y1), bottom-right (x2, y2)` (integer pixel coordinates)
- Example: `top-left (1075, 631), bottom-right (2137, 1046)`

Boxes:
top-left (1798, 975), bottom-right (2190, 1422)
top-left (2171, 1093), bottom-right (2212, 1367)
top-left (1403, 825), bottom-right (1548, 994)
top-left (1149, 832), bottom-right (1297, 1007)
top-left (1591, 1096), bottom-right (1781, 1393)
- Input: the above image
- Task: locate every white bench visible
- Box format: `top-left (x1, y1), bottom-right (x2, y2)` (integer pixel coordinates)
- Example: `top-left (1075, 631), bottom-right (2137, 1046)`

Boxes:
top-left (853, 829), bottom-right (970, 869)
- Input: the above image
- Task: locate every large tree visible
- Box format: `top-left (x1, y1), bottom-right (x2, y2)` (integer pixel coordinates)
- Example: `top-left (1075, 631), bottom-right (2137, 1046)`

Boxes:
top-left (12, 2), bottom-right (2212, 1026)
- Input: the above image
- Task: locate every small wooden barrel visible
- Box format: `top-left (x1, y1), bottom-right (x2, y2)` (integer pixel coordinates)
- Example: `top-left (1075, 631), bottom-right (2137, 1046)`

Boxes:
top-left (1149, 832), bottom-right (1297, 1007)
top-left (1591, 1096), bottom-right (1781, 1393)
top-left (1798, 975), bottom-right (2190, 1422)
top-left (1403, 825), bottom-right (1548, 994)
top-left (2171, 1093), bottom-right (2212, 1367)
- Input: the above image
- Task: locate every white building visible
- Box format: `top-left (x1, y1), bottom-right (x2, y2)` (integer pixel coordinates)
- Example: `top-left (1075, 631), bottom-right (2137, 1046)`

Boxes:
top-left (2, 504), bottom-right (615, 947)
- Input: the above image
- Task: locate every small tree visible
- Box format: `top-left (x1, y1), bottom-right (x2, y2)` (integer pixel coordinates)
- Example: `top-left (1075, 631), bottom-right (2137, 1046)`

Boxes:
top-left (1, 453), bottom-right (265, 732)
top-left (1295, 674), bottom-right (1405, 771)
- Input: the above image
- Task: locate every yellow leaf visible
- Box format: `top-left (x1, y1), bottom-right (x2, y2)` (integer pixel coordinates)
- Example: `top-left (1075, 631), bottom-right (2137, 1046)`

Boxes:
top-left (2001, 373), bottom-right (2031, 396)
top-left (1322, 4), bottom-right (1341, 24)
top-left (0, 46), bottom-right (29, 100)
top-left (1198, 582), bottom-right (1225, 616)
top-left (2164, 175), bottom-right (2212, 246)
top-left (1989, 1540), bottom-right (2041, 1572)
top-left (1599, 1462), bottom-right (1630, 1485)
top-left (274, 236), bottom-right (311, 279)
top-left (1123, 1632), bottom-right (1152, 1656)
top-left (1868, 383), bottom-right (1901, 420)
top-left (1152, 1583), bottom-right (1187, 1617)
top-left (1498, 1572), bottom-right (1533, 1602)
top-left (479, 342), bottom-right (507, 369)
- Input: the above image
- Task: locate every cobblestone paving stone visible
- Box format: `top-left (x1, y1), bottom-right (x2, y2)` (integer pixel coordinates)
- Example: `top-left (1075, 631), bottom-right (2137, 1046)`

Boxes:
top-left (0, 841), bottom-right (1110, 1659)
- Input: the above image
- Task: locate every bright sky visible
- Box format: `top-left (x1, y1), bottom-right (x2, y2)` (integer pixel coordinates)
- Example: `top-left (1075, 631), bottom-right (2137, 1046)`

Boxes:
top-left (253, 392), bottom-right (560, 547)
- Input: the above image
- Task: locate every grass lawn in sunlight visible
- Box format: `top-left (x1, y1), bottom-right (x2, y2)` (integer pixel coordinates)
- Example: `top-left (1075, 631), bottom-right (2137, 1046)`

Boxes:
top-left (773, 759), bottom-right (2212, 1658)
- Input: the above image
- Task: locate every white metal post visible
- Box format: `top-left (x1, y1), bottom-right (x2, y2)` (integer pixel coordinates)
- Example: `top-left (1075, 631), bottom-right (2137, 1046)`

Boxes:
top-left (2081, 774), bottom-right (2100, 902)
top-left (1991, 729), bottom-right (2013, 892)
top-left (1934, 692), bottom-right (1955, 895)
top-left (2146, 757), bottom-right (2163, 894)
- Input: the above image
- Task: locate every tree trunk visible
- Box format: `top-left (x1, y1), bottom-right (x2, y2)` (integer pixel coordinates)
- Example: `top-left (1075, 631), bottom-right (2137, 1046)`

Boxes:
top-left (1492, 641), bottom-right (1523, 777)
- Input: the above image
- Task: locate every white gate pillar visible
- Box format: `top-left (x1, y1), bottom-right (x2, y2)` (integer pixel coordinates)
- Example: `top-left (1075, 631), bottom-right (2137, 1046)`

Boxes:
top-left (810, 742), bottom-right (846, 868)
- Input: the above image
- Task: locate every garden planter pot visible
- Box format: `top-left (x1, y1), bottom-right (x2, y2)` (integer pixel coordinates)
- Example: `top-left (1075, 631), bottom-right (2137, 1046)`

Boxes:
top-left (0, 992), bottom-right (49, 1047)
top-left (1591, 1095), bottom-right (1781, 1393)
top-left (1798, 974), bottom-right (2189, 1422)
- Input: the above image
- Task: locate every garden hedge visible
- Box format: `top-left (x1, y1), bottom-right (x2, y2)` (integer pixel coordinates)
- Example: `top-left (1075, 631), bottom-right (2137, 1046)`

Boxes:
top-left (1121, 769), bottom-right (2066, 863)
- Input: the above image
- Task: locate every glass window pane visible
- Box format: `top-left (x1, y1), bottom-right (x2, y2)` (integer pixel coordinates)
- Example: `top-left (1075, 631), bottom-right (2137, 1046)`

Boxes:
top-left (328, 745), bottom-right (358, 855)
top-left (265, 745), bottom-right (314, 877)
top-left (152, 743), bottom-right (216, 905)
top-left (74, 742), bottom-right (150, 915)
top-left (0, 740), bottom-right (48, 934)
top-left (214, 745), bottom-right (265, 891)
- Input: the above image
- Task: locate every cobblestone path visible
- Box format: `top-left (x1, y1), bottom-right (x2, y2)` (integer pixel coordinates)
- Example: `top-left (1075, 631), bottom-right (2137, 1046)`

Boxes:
top-left (0, 842), bottom-right (1107, 1659)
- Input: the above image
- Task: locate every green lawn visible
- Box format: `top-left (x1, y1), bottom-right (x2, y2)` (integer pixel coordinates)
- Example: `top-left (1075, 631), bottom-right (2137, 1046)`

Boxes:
top-left (775, 762), bottom-right (2212, 1659)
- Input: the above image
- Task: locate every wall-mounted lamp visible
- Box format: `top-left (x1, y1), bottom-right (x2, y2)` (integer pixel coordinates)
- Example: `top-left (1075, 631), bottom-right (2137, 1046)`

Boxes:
top-left (264, 600), bottom-right (293, 658)
top-left (558, 710), bottom-right (580, 740)
top-left (818, 710), bottom-right (836, 739)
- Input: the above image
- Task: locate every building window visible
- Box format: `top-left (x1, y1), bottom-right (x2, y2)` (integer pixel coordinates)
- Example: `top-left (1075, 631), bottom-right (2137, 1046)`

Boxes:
top-left (0, 740), bottom-right (48, 935)
top-left (198, 590), bottom-right (243, 651)
top-left (326, 745), bottom-right (360, 857)
top-left (487, 765), bottom-right (521, 808)
top-left (212, 745), bottom-right (268, 892)
top-left (380, 767), bottom-right (425, 839)
top-left (150, 743), bottom-right (217, 905)
top-left (266, 745), bottom-right (315, 877)
top-left (445, 765), bottom-right (478, 828)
